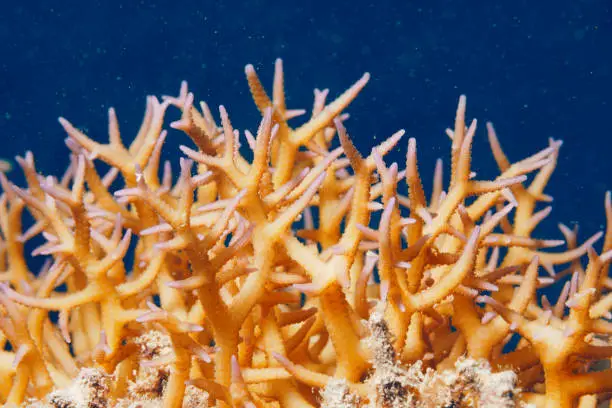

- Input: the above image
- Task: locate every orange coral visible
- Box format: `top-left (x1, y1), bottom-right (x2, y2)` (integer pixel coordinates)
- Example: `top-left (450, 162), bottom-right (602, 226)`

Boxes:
top-left (0, 59), bottom-right (611, 408)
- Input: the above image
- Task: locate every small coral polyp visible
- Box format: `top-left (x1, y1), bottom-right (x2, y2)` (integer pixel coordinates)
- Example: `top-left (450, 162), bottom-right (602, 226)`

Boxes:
top-left (0, 60), bottom-right (611, 408)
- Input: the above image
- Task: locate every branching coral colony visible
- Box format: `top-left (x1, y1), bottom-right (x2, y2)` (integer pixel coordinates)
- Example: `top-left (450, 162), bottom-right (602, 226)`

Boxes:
top-left (0, 60), bottom-right (611, 408)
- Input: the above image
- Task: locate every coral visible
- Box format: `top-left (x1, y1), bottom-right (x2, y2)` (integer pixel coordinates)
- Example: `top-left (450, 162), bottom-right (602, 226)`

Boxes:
top-left (0, 59), bottom-right (611, 408)
top-left (0, 160), bottom-right (10, 173)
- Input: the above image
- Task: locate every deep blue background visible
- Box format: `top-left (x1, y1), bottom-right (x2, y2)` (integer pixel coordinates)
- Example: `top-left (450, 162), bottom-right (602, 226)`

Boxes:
top-left (1, 0), bottom-right (610, 241)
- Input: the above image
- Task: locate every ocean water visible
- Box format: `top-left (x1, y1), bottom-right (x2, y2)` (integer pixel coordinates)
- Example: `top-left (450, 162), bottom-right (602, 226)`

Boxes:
top-left (0, 1), bottom-right (610, 264)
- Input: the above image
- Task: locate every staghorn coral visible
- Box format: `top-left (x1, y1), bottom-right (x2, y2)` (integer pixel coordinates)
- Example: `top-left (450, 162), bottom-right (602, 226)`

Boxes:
top-left (0, 59), bottom-right (611, 408)
top-left (0, 160), bottom-right (10, 173)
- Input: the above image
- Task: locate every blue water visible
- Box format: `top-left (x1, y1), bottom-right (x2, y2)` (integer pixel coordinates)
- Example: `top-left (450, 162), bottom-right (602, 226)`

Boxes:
top-left (0, 0), bottom-right (610, 240)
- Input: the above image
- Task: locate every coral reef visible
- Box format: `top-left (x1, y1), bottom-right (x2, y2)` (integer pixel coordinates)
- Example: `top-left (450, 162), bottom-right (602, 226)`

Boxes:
top-left (0, 59), bottom-right (611, 408)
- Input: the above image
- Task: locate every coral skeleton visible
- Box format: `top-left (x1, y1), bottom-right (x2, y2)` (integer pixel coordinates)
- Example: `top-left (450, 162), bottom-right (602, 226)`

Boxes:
top-left (0, 59), bottom-right (611, 408)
